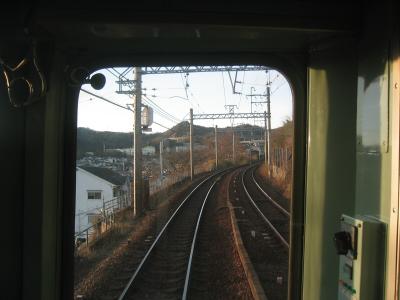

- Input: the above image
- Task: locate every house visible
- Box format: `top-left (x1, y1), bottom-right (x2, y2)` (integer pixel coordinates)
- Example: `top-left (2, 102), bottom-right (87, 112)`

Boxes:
top-left (106, 147), bottom-right (133, 155)
top-left (174, 142), bottom-right (189, 152)
top-left (142, 145), bottom-right (156, 156)
top-left (75, 166), bottom-right (130, 235)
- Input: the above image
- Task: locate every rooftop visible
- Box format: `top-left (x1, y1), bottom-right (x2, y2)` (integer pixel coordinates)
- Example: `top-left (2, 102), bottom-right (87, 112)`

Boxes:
top-left (79, 166), bottom-right (126, 186)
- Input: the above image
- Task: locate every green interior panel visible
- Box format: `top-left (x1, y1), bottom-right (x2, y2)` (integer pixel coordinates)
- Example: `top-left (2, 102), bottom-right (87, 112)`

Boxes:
top-left (355, 9), bottom-right (391, 224)
top-left (303, 44), bottom-right (357, 300)
top-left (353, 8), bottom-right (392, 299)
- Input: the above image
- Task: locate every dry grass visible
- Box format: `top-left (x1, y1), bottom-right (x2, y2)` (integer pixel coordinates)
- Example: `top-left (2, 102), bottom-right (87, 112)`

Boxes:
top-left (259, 164), bottom-right (292, 201)
top-left (74, 207), bottom-right (153, 285)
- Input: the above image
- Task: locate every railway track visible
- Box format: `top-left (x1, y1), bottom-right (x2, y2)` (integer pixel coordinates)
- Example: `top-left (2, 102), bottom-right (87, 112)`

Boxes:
top-left (79, 164), bottom-right (287, 300)
top-left (229, 164), bottom-right (290, 299)
top-left (241, 164), bottom-right (290, 248)
top-left (115, 170), bottom-right (226, 300)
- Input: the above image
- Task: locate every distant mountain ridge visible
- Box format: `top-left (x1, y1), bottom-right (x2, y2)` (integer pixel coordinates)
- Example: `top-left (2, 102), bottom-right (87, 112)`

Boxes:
top-left (76, 121), bottom-right (282, 158)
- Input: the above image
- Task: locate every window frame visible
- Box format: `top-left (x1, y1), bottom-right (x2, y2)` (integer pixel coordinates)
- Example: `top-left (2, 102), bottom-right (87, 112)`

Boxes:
top-left (87, 190), bottom-right (102, 200)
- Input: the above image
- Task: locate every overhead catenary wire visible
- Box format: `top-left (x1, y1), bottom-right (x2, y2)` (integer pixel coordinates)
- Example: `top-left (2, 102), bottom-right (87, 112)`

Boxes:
top-left (271, 80), bottom-right (287, 94)
top-left (106, 68), bottom-right (120, 79)
top-left (80, 88), bottom-right (131, 111)
top-left (142, 99), bottom-right (179, 124)
top-left (153, 121), bottom-right (178, 132)
top-left (187, 89), bottom-right (205, 114)
top-left (143, 94), bottom-right (180, 122)
top-left (181, 111), bottom-right (190, 122)
top-left (82, 82), bottom-right (181, 130)
top-left (179, 72), bottom-right (205, 113)
top-left (80, 88), bottom-right (180, 134)
top-left (106, 67), bottom-right (182, 124)
top-left (142, 94), bottom-right (180, 124)
top-left (101, 67), bottom-right (284, 130)
top-left (183, 73), bottom-right (189, 99)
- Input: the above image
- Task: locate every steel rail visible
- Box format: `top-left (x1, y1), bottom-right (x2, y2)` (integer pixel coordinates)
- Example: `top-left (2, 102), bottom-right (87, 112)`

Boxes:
top-left (118, 170), bottom-right (226, 300)
top-left (182, 179), bottom-right (218, 300)
top-left (250, 167), bottom-right (290, 217)
top-left (241, 166), bottom-right (289, 249)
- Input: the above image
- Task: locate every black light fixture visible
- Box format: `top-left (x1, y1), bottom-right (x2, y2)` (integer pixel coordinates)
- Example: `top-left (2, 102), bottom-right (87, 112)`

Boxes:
top-left (89, 73), bottom-right (106, 90)
top-left (70, 67), bottom-right (106, 90)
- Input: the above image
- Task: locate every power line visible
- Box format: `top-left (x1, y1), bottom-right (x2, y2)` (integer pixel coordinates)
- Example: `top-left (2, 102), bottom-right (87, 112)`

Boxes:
top-left (142, 94), bottom-right (179, 121)
top-left (80, 89), bottom-right (179, 134)
top-left (84, 78), bottom-right (181, 126)
top-left (153, 121), bottom-right (178, 133)
top-left (143, 100), bottom-right (179, 124)
top-left (106, 68), bottom-right (181, 124)
top-left (105, 68), bottom-right (120, 79)
top-left (80, 88), bottom-right (130, 111)
top-left (271, 80), bottom-right (287, 94)
top-left (181, 111), bottom-right (190, 121)
top-left (142, 95), bottom-right (180, 124)
top-left (153, 121), bottom-right (172, 131)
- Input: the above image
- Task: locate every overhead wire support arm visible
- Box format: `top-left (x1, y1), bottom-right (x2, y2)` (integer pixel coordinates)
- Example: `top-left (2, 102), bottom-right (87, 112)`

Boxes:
top-left (190, 110), bottom-right (268, 167)
top-left (227, 71), bottom-right (242, 94)
top-left (114, 65), bottom-right (271, 95)
top-left (192, 112), bottom-right (268, 120)
top-left (140, 65), bottom-right (269, 75)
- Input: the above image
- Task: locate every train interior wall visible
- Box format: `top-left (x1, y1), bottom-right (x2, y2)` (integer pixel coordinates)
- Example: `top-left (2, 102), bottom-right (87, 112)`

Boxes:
top-left (303, 3), bottom-right (398, 299)
top-left (303, 40), bottom-right (358, 299)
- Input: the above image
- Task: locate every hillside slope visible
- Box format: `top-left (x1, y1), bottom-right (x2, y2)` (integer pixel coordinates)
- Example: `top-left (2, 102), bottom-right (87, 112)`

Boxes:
top-left (76, 121), bottom-right (291, 157)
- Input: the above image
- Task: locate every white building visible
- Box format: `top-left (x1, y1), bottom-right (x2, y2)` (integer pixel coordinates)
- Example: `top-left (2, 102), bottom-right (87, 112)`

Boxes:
top-left (111, 148), bottom-right (133, 155)
top-left (75, 166), bottom-right (130, 235)
top-left (175, 143), bottom-right (189, 152)
top-left (142, 145), bottom-right (156, 156)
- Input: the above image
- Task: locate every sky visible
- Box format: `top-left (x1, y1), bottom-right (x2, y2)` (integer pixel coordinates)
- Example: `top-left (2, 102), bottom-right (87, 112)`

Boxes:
top-left (77, 67), bottom-right (292, 133)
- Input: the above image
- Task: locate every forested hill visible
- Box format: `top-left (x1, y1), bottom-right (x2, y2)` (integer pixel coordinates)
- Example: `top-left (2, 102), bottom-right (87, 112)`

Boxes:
top-left (77, 127), bottom-right (133, 157)
top-left (76, 121), bottom-right (213, 157)
top-left (76, 120), bottom-right (292, 158)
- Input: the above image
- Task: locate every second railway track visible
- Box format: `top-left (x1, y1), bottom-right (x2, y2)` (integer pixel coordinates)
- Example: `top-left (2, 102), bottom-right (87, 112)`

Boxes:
top-left (230, 164), bottom-right (290, 300)
top-left (79, 164), bottom-right (289, 300)
top-left (242, 164), bottom-right (290, 248)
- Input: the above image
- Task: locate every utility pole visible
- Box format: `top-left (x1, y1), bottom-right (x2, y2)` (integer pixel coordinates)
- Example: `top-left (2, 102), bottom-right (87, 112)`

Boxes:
top-left (232, 128), bottom-right (235, 163)
top-left (215, 125), bottom-right (218, 169)
top-left (247, 86), bottom-right (266, 113)
top-left (266, 85), bottom-right (272, 174)
top-left (189, 108), bottom-right (194, 180)
top-left (160, 140), bottom-right (163, 182)
top-left (248, 87), bottom-right (256, 113)
top-left (264, 111), bottom-right (269, 171)
top-left (224, 104), bottom-right (237, 164)
top-left (133, 67), bottom-right (143, 216)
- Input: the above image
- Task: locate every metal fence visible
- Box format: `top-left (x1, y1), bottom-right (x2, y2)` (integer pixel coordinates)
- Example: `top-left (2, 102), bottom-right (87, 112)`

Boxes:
top-left (270, 147), bottom-right (292, 179)
top-left (74, 195), bottom-right (129, 249)
top-left (149, 171), bottom-right (190, 195)
top-left (75, 169), bottom-right (206, 250)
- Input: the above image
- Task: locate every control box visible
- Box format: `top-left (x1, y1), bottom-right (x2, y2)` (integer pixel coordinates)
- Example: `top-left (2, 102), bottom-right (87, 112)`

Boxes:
top-left (334, 215), bottom-right (384, 300)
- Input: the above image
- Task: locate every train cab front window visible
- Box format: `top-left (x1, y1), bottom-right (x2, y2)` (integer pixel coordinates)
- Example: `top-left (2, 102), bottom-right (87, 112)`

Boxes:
top-left (73, 66), bottom-right (293, 300)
